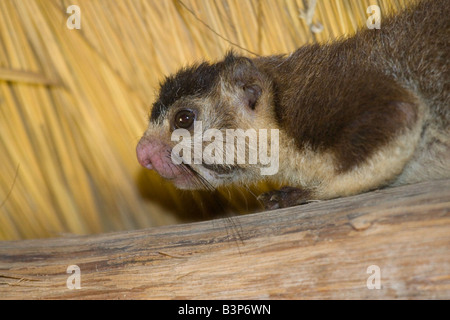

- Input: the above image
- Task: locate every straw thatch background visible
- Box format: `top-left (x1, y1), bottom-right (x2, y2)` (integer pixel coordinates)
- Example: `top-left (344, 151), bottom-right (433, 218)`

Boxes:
top-left (0, 0), bottom-right (411, 240)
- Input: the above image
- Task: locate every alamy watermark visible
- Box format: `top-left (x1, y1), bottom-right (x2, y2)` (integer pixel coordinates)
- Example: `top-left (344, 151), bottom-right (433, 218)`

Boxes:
top-left (367, 5), bottom-right (381, 29)
top-left (367, 265), bottom-right (381, 289)
top-left (171, 122), bottom-right (280, 176)
top-left (66, 5), bottom-right (81, 30)
top-left (66, 265), bottom-right (81, 289)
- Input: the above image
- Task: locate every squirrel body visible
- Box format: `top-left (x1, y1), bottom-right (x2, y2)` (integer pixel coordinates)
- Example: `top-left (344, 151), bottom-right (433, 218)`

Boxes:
top-left (137, 0), bottom-right (449, 209)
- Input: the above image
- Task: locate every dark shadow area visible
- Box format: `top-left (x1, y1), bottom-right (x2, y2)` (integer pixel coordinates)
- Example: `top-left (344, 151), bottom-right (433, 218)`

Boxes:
top-left (136, 168), bottom-right (268, 223)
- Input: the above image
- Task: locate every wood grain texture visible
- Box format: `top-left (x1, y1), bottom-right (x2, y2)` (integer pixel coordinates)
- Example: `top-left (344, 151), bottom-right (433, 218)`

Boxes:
top-left (1, 179), bottom-right (449, 300)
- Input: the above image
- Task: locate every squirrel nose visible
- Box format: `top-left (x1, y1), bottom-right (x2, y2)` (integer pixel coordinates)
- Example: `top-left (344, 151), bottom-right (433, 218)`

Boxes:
top-left (136, 139), bottom-right (154, 170)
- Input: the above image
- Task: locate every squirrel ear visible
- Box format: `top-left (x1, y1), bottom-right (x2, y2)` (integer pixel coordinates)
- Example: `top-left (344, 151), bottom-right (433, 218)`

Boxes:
top-left (237, 83), bottom-right (262, 110)
top-left (224, 52), bottom-right (263, 110)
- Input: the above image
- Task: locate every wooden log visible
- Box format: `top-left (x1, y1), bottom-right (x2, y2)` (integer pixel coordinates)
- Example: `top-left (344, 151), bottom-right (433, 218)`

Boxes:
top-left (0, 179), bottom-right (449, 299)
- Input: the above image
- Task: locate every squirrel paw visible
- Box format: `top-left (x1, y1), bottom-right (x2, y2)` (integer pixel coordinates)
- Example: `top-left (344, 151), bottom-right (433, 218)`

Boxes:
top-left (257, 186), bottom-right (311, 210)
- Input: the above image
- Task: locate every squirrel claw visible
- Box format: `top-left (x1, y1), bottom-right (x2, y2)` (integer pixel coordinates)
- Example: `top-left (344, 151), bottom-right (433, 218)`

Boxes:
top-left (258, 186), bottom-right (311, 210)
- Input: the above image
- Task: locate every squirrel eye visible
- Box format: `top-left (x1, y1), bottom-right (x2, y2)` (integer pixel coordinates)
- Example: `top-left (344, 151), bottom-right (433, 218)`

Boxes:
top-left (174, 109), bottom-right (196, 129)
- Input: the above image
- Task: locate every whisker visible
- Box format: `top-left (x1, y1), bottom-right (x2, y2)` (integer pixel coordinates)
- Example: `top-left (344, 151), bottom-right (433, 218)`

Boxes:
top-left (165, 149), bottom-right (215, 191)
top-left (164, 149), bottom-right (244, 249)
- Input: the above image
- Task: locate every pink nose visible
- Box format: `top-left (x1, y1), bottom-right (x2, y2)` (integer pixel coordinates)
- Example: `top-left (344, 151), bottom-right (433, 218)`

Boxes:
top-left (136, 138), bottom-right (155, 170)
